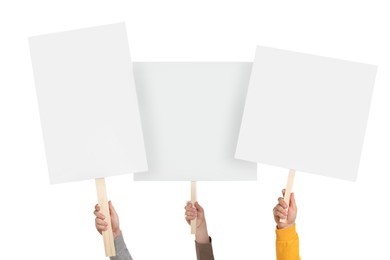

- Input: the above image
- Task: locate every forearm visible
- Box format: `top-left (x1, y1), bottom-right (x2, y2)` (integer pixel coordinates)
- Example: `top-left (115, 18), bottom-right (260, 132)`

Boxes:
top-left (195, 222), bottom-right (210, 244)
top-left (109, 232), bottom-right (134, 260)
top-left (194, 222), bottom-right (214, 260)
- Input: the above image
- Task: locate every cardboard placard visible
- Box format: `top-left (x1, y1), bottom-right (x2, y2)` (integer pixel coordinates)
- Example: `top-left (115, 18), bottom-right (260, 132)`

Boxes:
top-left (236, 46), bottom-right (376, 181)
top-left (29, 23), bottom-right (148, 256)
top-left (133, 62), bottom-right (257, 181)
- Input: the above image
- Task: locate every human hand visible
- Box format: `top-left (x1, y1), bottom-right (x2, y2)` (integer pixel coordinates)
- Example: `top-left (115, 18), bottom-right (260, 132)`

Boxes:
top-left (94, 201), bottom-right (121, 239)
top-left (185, 201), bottom-right (210, 243)
top-left (185, 201), bottom-right (206, 229)
top-left (273, 189), bottom-right (297, 229)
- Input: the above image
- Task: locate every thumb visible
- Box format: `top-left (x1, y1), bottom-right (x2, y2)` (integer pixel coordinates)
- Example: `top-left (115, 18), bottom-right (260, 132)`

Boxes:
top-left (194, 201), bottom-right (204, 213)
top-left (289, 193), bottom-right (297, 210)
top-left (108, 201), bottom-right (117, 216)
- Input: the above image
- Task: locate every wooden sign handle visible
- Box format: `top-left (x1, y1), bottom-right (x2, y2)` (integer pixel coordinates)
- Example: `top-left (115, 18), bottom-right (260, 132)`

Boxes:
top-left (191, 181), bottom-right (197, 234)
top-left (280, 169), bottom-right (295, 223)
top-left (95, 178), bottom-right (116, 257)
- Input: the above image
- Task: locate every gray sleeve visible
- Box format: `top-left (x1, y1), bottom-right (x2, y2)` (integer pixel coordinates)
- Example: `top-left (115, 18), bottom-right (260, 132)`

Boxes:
top-left (195, 237), bottom-right (214, 260)
top-left (109, 232), bottom-right (134, 260)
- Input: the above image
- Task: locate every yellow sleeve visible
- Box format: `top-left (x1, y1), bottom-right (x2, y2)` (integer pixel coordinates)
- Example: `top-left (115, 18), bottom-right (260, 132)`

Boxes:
top-left (275, 224), bottom-right (300, 260)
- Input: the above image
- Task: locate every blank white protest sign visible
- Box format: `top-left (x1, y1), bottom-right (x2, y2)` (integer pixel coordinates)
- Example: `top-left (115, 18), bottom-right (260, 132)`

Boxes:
top-left (236, 46), bottom-right (377, 181)
top-left (132, 63), bottom-right (257, 234)
top-left (133, 62), bottom-right (257, 181)
top-left (29, 23), bottom-right (148, 256)
top-left (132, 63), bottom-right (257, 232)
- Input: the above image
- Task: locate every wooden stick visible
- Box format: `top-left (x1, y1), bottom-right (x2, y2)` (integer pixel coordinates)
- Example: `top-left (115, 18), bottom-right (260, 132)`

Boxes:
top-left (95, 178), bottom-right (116, 257)
top-left (191, 181), bottom-right (197, 234)
top-left (280, 169), bottom-right (295, 223)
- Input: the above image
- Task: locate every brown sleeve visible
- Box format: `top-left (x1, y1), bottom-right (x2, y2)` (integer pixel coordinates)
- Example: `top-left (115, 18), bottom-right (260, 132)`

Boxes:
top-left (195, 237), bottom-right (215, 260)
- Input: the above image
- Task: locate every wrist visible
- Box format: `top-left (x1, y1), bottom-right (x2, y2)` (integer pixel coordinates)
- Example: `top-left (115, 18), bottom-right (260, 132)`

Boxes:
top-left (195, 229), bottom-right (210, 244)
top-left (277, 222), bottom-right (295, 230)
top-left (197, 221), bottom-right (207, 231)
top-left (113, 229), bottom-right (121, 239)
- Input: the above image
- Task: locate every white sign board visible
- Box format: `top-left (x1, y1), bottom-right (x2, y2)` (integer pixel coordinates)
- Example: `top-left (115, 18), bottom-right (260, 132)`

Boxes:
top-left (29, 23), bottom-right (148, 256)
top-left (133, 62), bottom-right (257, 181)
top-left (236, 46), bottom-right (377, 181)
top-left (29, 23), bottom-right (148, 184)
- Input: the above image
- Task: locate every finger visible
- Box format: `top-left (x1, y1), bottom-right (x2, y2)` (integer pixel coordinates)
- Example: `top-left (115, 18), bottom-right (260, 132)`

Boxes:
top-left (95, 218), bottom-right (108, 227)
top-left (185, 208), bottom-right (197, 217)
top-left (278, 197), bottom-right (288, 209)
top-left (274, 205), bottom-right (287, 215)
top-left (185, 215), bottom-right (196, 221)
top-left (108, 201), bottom-right (117, 217)
top-left (94, 206), bottom-right (106, 218)
top-left (186, 211), bottom-right (196, 220)
top-left (290, 192), bottom-right (297, 210)
top-left (274, 210), bottom-right (287, 220)
top-left (96, 223), bottom-right (108, 232)
top-left (194, 201), bottom-right (204, 213)
top-left (185, 202), bottom-right (194, 211)
top-left (273, 205), bottom-right (287, 217)
top-left (94, 204), bottom-right (105, 219)
top-left (94, 210), bottom-right (106, 220)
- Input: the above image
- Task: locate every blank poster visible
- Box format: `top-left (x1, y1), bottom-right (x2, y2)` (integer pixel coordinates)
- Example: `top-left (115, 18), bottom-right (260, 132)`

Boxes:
top-left (29, 23), bottom-right (148, 184)
top-left (133, 62), bottom-right (257, 181)
top-left (236, 46), bottom-right (377, 181)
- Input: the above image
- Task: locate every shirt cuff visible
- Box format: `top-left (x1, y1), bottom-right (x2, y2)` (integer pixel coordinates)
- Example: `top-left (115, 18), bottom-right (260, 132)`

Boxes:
top-left (195, 236), bottom-right (212, 245)
top-left (275, 224), bottom-right (299, 241)
top-left (195, 237), bottom-right (214, 260)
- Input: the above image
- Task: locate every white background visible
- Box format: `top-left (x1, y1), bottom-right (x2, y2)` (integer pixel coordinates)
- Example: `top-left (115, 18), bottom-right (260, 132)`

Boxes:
top-left (0, 1), bottom-right (389, 259)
